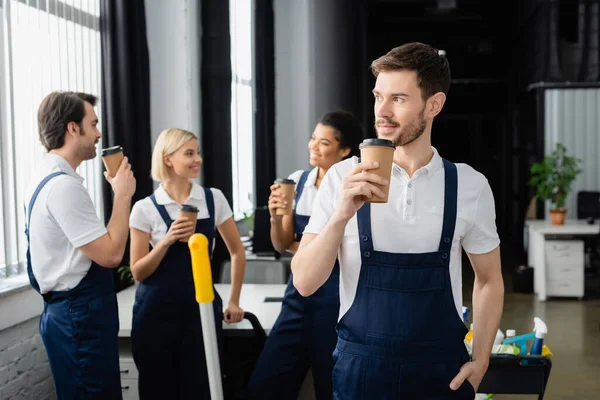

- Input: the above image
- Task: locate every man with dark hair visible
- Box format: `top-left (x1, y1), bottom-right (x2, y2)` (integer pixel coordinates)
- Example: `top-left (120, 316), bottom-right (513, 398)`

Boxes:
top-left (25, 91), bottom-right (136, 399)
top-left (292, 42), bottom-right (504, 398)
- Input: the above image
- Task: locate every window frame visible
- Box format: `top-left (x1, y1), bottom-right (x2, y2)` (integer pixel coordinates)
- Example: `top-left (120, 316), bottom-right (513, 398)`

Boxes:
top-left (0, 0), bottom-right (103, 283)
top-left (229, 0), bottom-right (256, 222)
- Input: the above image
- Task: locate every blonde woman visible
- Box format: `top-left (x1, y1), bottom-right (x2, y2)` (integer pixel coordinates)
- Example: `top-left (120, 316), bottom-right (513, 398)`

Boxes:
top-left (129, 128), bottom-right (246, 399)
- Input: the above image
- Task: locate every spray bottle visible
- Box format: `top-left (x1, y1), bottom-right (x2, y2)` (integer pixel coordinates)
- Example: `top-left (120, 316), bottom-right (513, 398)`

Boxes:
top-left (530, 317), bottom-right (547, 356)
top-left (462, 306), bottom-right (471, 324)
top-left (502, 317), bottom-right (547, 364)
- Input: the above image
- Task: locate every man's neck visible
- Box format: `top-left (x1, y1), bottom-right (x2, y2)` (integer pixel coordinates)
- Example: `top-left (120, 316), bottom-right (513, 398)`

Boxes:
top-left (49, 149), bottom-right (82, 172)
top-left (393, 135), bottom-right (434, 178)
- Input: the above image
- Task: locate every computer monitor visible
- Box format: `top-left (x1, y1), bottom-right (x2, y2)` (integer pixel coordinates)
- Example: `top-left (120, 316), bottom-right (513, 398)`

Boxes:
top-left (577, 191), bottom-right (600, 221)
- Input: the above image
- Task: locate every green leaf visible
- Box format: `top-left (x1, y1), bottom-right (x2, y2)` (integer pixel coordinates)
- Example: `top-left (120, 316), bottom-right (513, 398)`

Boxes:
top-left (528, 143), bottom-right (582, 209)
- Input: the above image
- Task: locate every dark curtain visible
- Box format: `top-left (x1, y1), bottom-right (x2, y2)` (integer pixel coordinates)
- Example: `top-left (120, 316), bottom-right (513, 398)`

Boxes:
top-left (251, 0), bottom-right (277, 256)
top-left (254, 0), bottom-right (276, 208)
top-left (201, 0), bottom-right (232, 279)
top-left (100, 0), bottom-right (153, 288)
top-left (513, 0), bottom-right (600, 90)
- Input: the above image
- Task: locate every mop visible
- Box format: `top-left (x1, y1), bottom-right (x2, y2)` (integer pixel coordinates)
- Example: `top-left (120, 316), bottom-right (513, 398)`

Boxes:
top-left (189, 233), bottom-right (224, 400)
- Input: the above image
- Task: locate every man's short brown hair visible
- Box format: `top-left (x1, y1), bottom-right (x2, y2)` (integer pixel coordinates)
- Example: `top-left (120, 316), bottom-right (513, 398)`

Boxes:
top-left (370, 42), bottom-right (450, 101)
top-left (37, 91), bottom-right (97, 151)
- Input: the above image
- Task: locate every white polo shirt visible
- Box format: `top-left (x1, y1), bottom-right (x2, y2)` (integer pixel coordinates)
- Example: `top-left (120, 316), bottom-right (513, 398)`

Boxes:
top-left (24, 154), bottom-right (108, 294)
top-left (304, 148), bottom-right (500, 321)
top-left (129, 183), bottom-right (233, 247)
top-left (288, 168), bottom-right (318, 216)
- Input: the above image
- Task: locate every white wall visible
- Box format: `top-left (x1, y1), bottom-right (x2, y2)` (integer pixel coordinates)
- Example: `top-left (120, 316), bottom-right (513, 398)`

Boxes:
top-left (544, 88), bottom-right (600, 218)
top-left (274, 0), bottom-right (359, 178)
top-left (145, 0), bottom-right (201, 145)
top-left (274, 1), bottom-right (312, 177)
top-left (145, 0), bottom-right (360, 181)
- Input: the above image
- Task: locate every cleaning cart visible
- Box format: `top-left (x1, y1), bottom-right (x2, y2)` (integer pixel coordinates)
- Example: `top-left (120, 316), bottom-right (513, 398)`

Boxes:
top-left (466, 316), bottom-right (553, 400)
top-left (478, 354), bottom-right (552, 399)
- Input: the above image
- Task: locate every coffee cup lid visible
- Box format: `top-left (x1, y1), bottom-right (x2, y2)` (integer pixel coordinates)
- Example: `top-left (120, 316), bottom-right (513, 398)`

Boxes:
top-left (274, 178), bottom-right (296, 185)
top-left (101, 146), bottom-right (123, 156)
top-left (181, 204), bottom-right (199, 212)
top-left (359, 138), bottom-right (395, 149)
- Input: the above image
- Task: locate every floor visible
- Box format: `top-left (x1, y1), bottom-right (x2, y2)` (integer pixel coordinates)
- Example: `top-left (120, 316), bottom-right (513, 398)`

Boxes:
top-left (461, 241), bottom-right (600, 400)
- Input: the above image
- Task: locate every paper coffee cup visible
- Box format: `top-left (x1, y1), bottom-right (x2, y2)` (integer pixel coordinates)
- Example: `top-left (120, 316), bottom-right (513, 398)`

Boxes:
top-left (273, 178), bottom-right (296, 216)
top-left (101, 146), bottom-right (124, 178)
top-left (359, 138), bottom-right (395, 203)
top-left (179, 204), bottom-right (199, 242)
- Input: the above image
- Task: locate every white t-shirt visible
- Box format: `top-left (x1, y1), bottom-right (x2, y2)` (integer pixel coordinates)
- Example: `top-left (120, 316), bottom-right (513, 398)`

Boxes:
top-left (304, 148), bottom-right (501, 321)
top-left (24, 154), bottom-right (108, 293)
top-left (288, 167), bottom-right (318, 216)
top-left (129, 183), bottom-right (233, 247)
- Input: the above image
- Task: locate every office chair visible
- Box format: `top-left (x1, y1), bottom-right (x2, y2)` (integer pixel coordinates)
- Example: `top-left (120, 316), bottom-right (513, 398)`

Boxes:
top-left (222, 312), bottom-right (267, 400)
top-left (577, 191), bottom-right (600, 222)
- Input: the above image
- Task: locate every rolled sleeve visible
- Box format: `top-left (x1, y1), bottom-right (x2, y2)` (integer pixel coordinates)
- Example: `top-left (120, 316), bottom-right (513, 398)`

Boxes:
top-left (303, 165), bottom-right (340, 235)
top-left (130, 200), bottom-right (152, 233)
top-left (211, 188), bottom-right (234, 227)
top-left (47, 179), bottom-right (107, 248)
top-left (461, 179), bottom-right (501, 254)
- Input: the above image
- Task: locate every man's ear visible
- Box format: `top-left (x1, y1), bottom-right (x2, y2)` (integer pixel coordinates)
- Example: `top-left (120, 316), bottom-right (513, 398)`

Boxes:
top-left (426, 92), bottom-right (446, 119)
top-left (66, 121), bottom-right (80, 138)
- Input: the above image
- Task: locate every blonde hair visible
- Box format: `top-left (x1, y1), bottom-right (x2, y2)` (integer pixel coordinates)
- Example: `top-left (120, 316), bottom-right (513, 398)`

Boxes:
top-left (151, 128), bottom-right (198, 182)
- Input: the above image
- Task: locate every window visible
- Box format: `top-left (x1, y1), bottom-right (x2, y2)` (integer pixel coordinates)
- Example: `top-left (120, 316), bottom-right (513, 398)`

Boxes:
top-left (0, 0), bottom-right (103, 282)
top-left (230, 0), bottom-right (255, 220)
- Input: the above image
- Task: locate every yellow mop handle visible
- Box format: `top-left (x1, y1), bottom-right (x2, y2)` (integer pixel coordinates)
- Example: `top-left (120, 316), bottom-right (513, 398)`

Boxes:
top-left (189, 233), bottom-right (215, 304)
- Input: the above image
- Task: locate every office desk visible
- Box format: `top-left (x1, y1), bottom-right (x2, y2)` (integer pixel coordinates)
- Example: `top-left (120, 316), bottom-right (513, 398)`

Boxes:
top-left (526, 220), bottom-right (599, 301)
top-left (117, 283), bottom-right (287, 336)
top-left (116, 283), bottom-right (287, 399)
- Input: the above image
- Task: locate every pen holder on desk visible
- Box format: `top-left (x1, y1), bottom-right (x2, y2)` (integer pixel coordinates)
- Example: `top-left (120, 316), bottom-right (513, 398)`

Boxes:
top-left (190, 234), bottom-right (224, 400)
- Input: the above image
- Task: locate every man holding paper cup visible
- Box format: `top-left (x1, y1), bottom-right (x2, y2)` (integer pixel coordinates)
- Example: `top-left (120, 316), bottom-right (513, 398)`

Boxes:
top-left (292, 43), bottom-right (504, 399)
top-left (24, 91), bottom-right (136, 399)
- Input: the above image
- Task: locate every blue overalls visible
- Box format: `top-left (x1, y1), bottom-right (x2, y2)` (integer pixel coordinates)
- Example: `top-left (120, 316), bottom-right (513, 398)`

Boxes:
top-left (25, 171), bottom-right (122, 400)
top-left (131, 188), bottom-right (223, 400)
top-left (332, 159), bottom-right (476, 399)
top-left (248, 170), bottom-right (340, 400)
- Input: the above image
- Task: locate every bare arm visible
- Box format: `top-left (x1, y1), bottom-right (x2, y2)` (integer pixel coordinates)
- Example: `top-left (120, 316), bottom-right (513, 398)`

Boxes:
top-left (470, 246), bottom-right (503, 364)
top-left (129, 218), bottom-right (195, 282)
top-left (292, 162), bottom-right (386, 296)
top-left (129, 228), bottom-right (168, 282)
top-left (450, 246), bottom-right (504, 392)
top-left (292, 221), bottom-right (347, 296)
top-left (79, 158), bottom-right (136, 268)
top-left (286, 241), bottom-right (300, 254)
top-left (270, 214), bottom-right (295, 253)
top-left (219, 217), bottom-right (246, 323)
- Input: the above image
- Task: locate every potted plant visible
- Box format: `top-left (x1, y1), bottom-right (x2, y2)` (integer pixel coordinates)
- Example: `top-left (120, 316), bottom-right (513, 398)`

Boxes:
top-left (117, 264), bottom-right (135, 287)
top-left (528, 142), bottom-right (583, 225)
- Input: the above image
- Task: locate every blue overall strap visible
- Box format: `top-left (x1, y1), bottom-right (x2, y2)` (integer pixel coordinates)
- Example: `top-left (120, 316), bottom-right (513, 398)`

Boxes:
top-left (202, 187), bottom-right (215, 258)
top-left (150, 194), bottom-right (174, 227)
top-left (25, 171), bottom-right (67, 294)
top-left (438, 159), bottom-right (458, 253)
top-left (203, 187), bottom-right (215, 227)
top-left (293, 170), bottom-right (311, 211)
